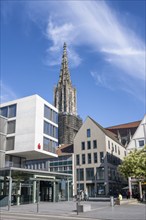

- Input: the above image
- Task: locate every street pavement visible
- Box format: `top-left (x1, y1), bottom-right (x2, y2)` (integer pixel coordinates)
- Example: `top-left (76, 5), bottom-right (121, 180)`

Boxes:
top-left (0, 199), bottom-right (145, 220)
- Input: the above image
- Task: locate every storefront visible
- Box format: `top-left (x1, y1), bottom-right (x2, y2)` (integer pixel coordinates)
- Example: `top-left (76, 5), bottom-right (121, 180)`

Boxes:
top-left (0, 167), bottom-right (72, 207)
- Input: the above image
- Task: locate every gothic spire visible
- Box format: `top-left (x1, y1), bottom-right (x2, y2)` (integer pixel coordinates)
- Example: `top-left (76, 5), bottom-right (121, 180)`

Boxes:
top-left (59, 42), bottom-right (71, 85)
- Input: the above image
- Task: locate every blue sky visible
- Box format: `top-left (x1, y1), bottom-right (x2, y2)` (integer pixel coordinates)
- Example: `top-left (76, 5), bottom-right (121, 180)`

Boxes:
top-left (0, 0), bottom-right (145, 127)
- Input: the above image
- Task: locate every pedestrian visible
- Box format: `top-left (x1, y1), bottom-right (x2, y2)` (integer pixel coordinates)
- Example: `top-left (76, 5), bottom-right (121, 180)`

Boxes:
top-left (126, 190), bottom-right (130, 199)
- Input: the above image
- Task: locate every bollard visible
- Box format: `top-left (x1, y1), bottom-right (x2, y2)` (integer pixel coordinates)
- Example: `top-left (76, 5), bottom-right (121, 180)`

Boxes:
top-left (76, 201), bottom-right (79, 215)
top-left (110, 196), bottom-right (114, 207)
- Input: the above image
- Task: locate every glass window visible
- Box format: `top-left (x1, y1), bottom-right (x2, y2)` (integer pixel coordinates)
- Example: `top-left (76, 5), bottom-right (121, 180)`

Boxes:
top-left (44, 105), bottom-right (58, 124)
top-left (87, 129), bottom-right (91, 137)
top-left (86, 168), bottom-right (94, 180)
top-left (94, 152), bottom-right (98, 163)
top-left (88, 153), bottom-right (91, 164)
top-left (115, 145), bottom-right (117, 153)
top-left (87, 141), bottom-right (91, 149)
top-left (108, 140), bottom-right (110, 149)
top-left (8, 105), bottom-right (17, 118)
top-left (93, 140), bottom-right (97, 149)
top-left (118, 147), bottom-right (120, 155)
top-left (44, 121), bottom-right (58, 138)
top-left (100, 152), bottom-right (104, 163)
top-left (82, 154), bottom-right (85, 164)
top-left (0, 107), bottom-right (8, 117)
top-left (96, 167), bottom-right (104, 180)
top-left (81, 142), bottom-right (85, 150)
top-left (77, 168), bottom-right (84, 181)
top-left (97, 183), bottom-right (105, 195)
top-left (139, 140), bottom-right (144, 147)
top-left (6, 137), bottom-right (15, 151)
top-left (43, 137), bottom-right (57, 153)
top-left (7, 120), bottom-right (16, 134)
top-left (76, 154), bottom-right (80, 165)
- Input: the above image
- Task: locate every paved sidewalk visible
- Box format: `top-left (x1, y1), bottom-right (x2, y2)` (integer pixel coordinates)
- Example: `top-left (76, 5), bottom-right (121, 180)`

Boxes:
top-left (0, 200), bottom-right (146, 220)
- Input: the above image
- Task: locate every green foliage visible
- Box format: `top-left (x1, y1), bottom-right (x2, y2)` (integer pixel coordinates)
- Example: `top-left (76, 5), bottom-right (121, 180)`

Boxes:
top-left (118, 145), bottom-right (146, 180)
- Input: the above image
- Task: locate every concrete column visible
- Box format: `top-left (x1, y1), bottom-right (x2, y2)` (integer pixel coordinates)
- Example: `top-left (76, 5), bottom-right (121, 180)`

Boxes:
top-left (53, 181), bottom-right (56, 202)
top-left (8, 171), bottom-right (12, 211)
top-left (16, 182), bottom-right (21, 205)
top-left (128, 177), bottom-right (132, 198)
top-left (139, 181), bottom-right (142, 201)
top-left (33, 180), bottom-right (36, 203)
top-left (67, 179), bottom-right (69, 201)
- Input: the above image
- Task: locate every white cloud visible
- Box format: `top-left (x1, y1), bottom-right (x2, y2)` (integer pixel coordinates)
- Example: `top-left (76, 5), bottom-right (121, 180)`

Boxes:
top-left (25, 0), bottom-right (145, 100)
top-left (44, 19), bottom-right (81, 67)
top-left (0, 81), bottom-right (17, 104)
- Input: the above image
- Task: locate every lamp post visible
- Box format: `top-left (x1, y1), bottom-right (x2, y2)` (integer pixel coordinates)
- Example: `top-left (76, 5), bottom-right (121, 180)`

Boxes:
top-left (7, 173), bottom-right (12, 211)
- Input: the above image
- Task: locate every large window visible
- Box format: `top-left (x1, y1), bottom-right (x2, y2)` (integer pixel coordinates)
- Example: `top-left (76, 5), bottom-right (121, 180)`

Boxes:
top-left (6, 137), bottom-right (15, 151)
top-left (100, 152), bottom-right (104, 163)
top-left (108, 140), bottom-right (110, 149)
top-left (87, 129), bottom-right (91, 137)
top-left (93, 140), bottom-right (97, 149)
top-left (82, 154), bottom-right (86, 164)
top-left (139, 140), bottom-right (144, 147)
top-left (76, 155), bottom-right (80, 165)
top-left (94, 152), bottom-right (98, 163)
top-left (43, 137), bottom-right (57, 153)
top-left (44, 105), bottom-right (58, 124)
top-left (77, 168), bottom-right (84, 181)
top-left (87, 141), bottom-right (91, 149)
top-left (86, 168), bottom-right (94, 180)
top-left (81, 142), bottom-right (85, 150)
top-left (44, 121), bottom-right (58, 138)
top-left (96, 167), bottom-right (104, 180)
top-left (7, 120), bottom-right (16, 134)
top-left (88, 153), bottom-right (91, 164)
top-left (0, 104), bottom-right (17, 118)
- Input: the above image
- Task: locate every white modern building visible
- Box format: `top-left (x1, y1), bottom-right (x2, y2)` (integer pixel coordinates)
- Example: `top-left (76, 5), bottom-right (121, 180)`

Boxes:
top-left (74, 116), bottom-right (126, 197)
top-left (0, 94), bottom-right (58, 165)
top-left (126, 114), bottom-right (146, 153)
top-left (0, 95), bottom-right (72, 205)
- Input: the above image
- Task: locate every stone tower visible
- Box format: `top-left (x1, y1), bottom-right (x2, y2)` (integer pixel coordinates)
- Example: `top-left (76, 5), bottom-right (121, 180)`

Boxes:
top-left (54, 43), bottom-right (82, 145)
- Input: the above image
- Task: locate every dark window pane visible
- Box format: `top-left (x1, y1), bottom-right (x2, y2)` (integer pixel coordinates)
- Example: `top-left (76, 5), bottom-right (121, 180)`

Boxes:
top-left (94, 152), bottom-right (98, 163)
top-left (76, 155), bottom-right (80, 165)
top-left (86, 168), bottom-right (94, 180)
top-left (81, 142), bottom-right (85, 150)
top-left (87, 129), bottom-right (91, 137)
top-left (87, 141), bottom-right (91, 149)
top-left (100, 152), bottom-right (104, 163)
top-left (96, 167), bottom-right (104, 180)
top-left (88, 153), bottom-right (91, 164)
top-left (7, 120), bottom-right (16, 134)
top-left (0, 107), bottom-right (8, 117)
top-left (93, 140), bottom-right (97, 149)
top-left (77, 168), bottom-right (84, 181)
top-left (82, 154), bottom-right (85, 164)
top-left (6, 137), bottom-right (15, 151)
top-left (8, 105), bottom-right (16, 118)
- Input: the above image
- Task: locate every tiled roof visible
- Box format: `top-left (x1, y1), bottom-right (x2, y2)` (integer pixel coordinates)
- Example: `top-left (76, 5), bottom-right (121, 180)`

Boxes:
top-left (88, 116), bottom-right (123, 146)
top-left (106, 120), bottom-right (141, 130)
top-left (56, 144), bottom-right (73, 156)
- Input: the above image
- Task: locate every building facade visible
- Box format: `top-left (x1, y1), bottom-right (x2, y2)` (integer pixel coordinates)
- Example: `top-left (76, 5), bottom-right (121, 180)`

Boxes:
top-left (0, 94), bottom-right (58, 164)
top-left (74, 116), bottom-right (126, 197)
top-left (0, 116), bottom-right (7, 168)
top-left (126, 114), bottom-right (146, 153)
top-left (106, 120), bottom-right (141, 147)
top-left (0, 95), bottom-right (72, 205)
top-left (54, 43), bottom-right (82, 145)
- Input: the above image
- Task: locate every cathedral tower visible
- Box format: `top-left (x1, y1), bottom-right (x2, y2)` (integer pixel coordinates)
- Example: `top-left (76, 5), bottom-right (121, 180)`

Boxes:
top-left (54, 43), bottom-right (82, 144)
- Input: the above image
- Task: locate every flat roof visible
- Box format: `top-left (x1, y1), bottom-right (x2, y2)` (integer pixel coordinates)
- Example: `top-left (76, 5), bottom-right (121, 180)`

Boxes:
top-left (0, 167), bottom-right (72, 179)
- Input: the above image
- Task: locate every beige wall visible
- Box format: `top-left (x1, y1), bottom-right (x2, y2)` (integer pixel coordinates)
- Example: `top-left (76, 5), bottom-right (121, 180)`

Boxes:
top-left (73, 116), bottom-right (126, 196)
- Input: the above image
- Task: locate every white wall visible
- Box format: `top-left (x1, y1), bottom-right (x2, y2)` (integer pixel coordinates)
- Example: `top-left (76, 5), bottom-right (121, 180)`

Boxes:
top-left (127, 115), bottom-right (146, 152)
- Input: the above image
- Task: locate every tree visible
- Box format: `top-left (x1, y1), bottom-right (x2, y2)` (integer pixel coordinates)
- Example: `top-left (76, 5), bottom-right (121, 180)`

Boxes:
top-left (118, 145), bottom-right (146, 180)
